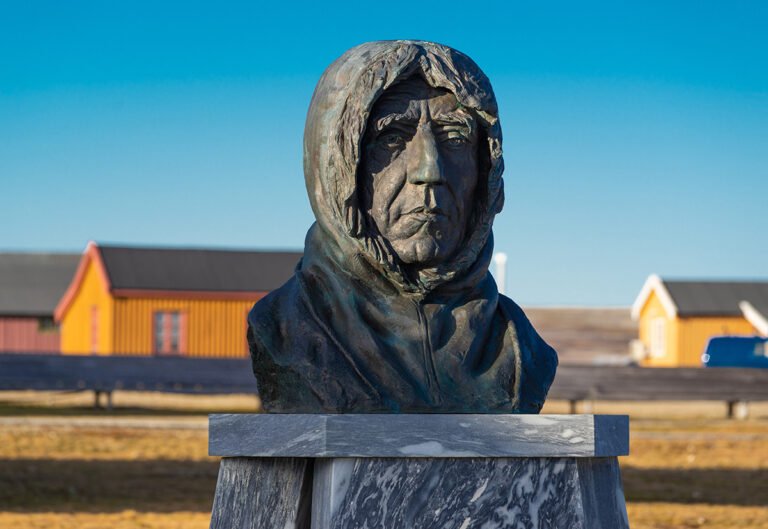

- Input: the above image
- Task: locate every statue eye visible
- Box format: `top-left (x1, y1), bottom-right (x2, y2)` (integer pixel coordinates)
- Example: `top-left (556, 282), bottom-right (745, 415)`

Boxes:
top-left (443, 133), bottom-right (469, 148)
top-left (379, 132), bottom-right (406, 149)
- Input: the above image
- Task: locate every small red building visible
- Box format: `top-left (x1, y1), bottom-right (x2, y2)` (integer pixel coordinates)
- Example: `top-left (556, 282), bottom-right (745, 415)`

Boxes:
top-left (0, 253), bottom-right (80, 353)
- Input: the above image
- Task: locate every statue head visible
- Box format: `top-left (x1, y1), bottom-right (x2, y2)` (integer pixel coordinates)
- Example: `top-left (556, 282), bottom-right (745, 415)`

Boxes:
top-left (303, 40), bottom-right (504, 292)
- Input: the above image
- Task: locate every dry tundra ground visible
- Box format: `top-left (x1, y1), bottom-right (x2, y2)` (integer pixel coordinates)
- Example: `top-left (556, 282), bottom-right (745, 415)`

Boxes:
top-left (0, 391), bottom-right (766, 529)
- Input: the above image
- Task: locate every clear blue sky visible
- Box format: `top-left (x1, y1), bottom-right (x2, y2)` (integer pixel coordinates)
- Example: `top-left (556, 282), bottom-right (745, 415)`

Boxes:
top-left (1, 1), bottom-right (766, 306)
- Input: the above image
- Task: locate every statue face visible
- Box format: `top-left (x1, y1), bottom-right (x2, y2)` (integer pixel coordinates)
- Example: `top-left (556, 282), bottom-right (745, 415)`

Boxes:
top-left (360, 76), bottom-right (480, 268)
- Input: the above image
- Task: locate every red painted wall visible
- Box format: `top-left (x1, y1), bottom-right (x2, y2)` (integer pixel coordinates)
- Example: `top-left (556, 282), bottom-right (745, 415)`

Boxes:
top-left (0, 317), bottom-right (60, 353)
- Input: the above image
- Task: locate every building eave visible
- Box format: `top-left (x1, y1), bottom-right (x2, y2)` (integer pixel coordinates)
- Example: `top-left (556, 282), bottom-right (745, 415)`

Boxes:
top-left (110, 289), bottom-right (267, 301)
top-left (53, 242), bottom-right (112, 322)
top-left (739, 301), bottom-right (768, 337)
top-left (631, 274), bottom-right (678, 321)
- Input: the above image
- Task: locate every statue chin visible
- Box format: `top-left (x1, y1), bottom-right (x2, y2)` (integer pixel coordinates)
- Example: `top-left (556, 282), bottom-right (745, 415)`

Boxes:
top-left (391, 236), bottom-right (453, 267)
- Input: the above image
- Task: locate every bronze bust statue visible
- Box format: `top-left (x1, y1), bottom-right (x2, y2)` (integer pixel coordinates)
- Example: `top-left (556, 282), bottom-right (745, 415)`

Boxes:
top-left (248, 40), bottom-right (558, 413)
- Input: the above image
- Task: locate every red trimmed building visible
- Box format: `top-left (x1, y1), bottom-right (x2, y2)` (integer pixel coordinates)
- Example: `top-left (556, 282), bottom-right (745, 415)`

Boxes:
top-left (55, 243), bottom-right (301, 357)
top-left (0, 253), bottom-right (80, 353)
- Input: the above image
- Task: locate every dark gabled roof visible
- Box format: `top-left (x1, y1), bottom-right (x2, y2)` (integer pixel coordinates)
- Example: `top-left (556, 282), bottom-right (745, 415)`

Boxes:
top-left (664, 280), bottom-right (768, 317)
top-left (98, 245), bottom-right (302, 292)
top-left (749, 300), bottom-right (768, 319)
top-left (0, 253), bottom-right (81, 316)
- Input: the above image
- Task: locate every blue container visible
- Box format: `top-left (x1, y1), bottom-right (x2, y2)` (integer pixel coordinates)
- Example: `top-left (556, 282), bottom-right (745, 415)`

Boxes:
top-left (702, 336), bottom-right (768, 368)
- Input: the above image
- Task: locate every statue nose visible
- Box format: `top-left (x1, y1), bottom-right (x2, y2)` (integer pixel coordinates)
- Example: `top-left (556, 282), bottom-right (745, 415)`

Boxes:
top-left (407, 124), bottom-right (444, 185)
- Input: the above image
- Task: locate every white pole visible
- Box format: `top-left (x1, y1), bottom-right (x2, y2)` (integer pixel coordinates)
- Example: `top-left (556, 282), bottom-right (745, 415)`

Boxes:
top-left (493, 252), bottom-right (508, 295)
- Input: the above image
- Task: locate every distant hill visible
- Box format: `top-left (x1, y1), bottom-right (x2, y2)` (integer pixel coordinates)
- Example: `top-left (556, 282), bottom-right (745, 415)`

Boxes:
top-left (523, 307), bottom-right (636, 365)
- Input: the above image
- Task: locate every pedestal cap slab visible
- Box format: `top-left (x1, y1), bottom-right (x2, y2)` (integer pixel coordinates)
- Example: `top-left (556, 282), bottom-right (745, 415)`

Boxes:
top-left (209, 414), bottom-right (628, 458)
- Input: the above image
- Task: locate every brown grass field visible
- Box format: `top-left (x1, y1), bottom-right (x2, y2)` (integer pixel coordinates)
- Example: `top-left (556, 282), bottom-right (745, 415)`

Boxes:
top-left (0, 391), bottom-right (766, 529)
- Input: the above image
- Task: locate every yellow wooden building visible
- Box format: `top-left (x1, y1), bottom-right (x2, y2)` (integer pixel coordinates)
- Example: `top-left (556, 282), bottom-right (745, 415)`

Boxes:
top-left (54, 243), bottom-right (301, 357)
top-left (631, 274), bottom-right (768, 367)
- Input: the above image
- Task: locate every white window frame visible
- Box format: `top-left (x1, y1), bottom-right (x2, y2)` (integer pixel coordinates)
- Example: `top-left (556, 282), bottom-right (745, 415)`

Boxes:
top-left (649, 317), bottom-right (666, 358)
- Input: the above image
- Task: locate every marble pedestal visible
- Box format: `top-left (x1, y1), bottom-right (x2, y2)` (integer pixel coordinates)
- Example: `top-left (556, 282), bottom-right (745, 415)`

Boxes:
top-left (208, 414), bottom-right (630, 529)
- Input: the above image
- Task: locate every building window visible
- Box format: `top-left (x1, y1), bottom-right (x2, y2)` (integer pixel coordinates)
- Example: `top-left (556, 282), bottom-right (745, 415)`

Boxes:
top-left (37, 316), bottom-right (57, 333)
top-left (243, 307), bottom-right (251, 358)
top-left (154, 311), bottom-right (186, 355)
top-left (91, 306), bottom-right (99, 353)
top-left (650, 317), bottom-right (666, 358)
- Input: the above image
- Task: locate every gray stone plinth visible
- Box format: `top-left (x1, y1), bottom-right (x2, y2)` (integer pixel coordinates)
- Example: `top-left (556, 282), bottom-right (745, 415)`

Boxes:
top-left (312, 457), bottom-right (629, 529)
top-left (209, 457), bottom-right (311, 529)
top-left (208, 414), bottom-right (630, 529)
top-left (209, 413), bottom-right (629, 458)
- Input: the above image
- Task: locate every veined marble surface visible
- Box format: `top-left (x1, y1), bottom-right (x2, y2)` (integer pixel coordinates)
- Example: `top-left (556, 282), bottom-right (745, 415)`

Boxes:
top-left (311, 457), bottom-right (629, 529)
top-left (209, 457), bottom-right (311, 529)
top-left (208, 414), bottom-right (629, 458)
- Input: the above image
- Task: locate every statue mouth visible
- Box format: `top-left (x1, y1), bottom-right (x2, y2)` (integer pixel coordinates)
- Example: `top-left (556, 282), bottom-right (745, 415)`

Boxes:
top-left (393, 206), bottom-right (451, 238)
top-left (404, 206), bottom-right (446, 219)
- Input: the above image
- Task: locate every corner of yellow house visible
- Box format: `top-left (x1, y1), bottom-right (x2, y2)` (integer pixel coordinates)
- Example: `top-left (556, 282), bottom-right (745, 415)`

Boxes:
top-left (636, 289), bottom-right (679, 367)
top-left (54, 243), bottom-right (115, 355)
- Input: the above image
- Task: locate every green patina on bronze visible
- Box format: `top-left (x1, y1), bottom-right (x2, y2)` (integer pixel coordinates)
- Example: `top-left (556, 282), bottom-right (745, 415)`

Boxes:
top-left (248, 41), bottom-right (558, 413)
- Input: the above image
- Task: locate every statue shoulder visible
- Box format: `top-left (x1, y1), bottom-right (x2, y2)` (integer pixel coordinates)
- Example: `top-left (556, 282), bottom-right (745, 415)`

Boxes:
top-left (247, 276), bottom-right (313, 409)
top-left (497, 295), bottom-right (559, 413)
top-left (246, 273), bottom-right (355, 413)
